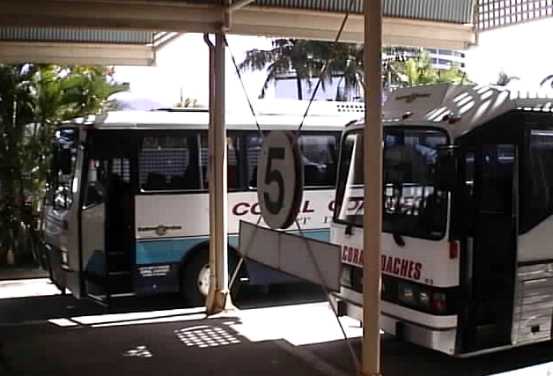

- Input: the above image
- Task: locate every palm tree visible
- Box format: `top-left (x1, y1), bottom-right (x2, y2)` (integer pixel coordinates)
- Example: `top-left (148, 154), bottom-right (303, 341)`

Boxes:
top-left (241, 41), bottom-right (469, 100)
top-left (239, 39), bottom-right (363, 100)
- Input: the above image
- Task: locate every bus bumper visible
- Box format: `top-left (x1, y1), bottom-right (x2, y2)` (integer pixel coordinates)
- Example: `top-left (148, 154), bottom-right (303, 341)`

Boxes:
top-left (330, 290), bottom-right (457, 356)
top-left (381, 314), bottom-right (457, 355)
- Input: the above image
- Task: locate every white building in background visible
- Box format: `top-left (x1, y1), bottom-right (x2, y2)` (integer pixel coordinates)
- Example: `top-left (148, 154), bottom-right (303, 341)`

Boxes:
top-left (425, 48), bottom-right (466, 70)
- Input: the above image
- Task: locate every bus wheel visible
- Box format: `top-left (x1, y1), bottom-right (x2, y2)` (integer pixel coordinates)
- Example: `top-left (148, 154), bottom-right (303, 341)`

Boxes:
top-left (181, 248), bottom-right (243, 307)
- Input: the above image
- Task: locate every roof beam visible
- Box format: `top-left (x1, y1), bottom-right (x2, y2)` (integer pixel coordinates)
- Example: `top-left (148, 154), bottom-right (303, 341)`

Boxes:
top-left (0, 1), bottom-right (476, 49)
top-left (0, 1), bottom-right (224, 32)
top-left (232, 7), bottom-right (476, 49)
top-left (0, 42), bottom-right (155, 65)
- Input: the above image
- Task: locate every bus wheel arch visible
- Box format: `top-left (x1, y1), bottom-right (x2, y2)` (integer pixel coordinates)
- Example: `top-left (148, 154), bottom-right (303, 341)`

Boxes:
top-left (179, 242), bottom-right (245, 306)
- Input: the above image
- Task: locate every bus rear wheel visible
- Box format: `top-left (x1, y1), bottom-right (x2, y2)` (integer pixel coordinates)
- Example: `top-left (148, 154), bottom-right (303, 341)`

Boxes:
top-left (181, 248), bottom-right (243, 307)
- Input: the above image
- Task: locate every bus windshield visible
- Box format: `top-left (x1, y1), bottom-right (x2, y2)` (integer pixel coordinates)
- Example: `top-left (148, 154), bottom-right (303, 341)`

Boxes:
top-left (335, 127), bottom-right (449, 239)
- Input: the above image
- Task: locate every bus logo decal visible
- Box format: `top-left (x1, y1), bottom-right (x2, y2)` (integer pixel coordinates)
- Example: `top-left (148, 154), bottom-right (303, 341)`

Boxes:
top-left (381, 254), bottom-right (422, 281)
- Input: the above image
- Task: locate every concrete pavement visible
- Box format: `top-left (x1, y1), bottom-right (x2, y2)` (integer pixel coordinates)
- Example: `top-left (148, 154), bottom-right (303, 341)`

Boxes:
top-left (2, 279), bottom-right (553, 376)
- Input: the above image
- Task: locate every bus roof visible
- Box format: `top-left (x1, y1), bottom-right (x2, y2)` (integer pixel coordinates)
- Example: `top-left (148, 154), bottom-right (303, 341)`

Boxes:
top-left (69, 99), bottom-right (364, 131)
top-left (376, 84), bottom-right (553, 139)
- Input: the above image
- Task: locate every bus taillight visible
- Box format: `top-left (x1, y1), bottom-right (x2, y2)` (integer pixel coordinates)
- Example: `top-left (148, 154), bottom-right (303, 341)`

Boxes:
top-left (449, 241), bottom-right (459, 259)
top-left (431, 292), bottom-right (447, 314)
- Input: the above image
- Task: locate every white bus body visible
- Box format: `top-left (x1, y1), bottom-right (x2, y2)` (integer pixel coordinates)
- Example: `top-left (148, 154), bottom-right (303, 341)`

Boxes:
top-left (43, 100), bottom-right (362, 305)
top-left (332, 84), bottom-right (553, 355)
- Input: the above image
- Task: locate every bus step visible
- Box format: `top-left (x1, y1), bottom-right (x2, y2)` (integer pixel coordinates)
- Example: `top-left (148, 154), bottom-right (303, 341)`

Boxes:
top-left (107, 271), bottom-right (131, 276)
top-left (107, 251), bottom-right (126, 256)
top-left (86, 292), bottom-right (110, 307)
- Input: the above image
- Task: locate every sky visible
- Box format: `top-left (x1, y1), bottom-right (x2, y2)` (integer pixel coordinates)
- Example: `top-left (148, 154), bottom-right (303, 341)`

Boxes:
top-left (465, 17), bottom-right (553, 94)
top-left (113, 34), bottom-right (273, 110)
top-left (113, 17), bottom-right (553, 109)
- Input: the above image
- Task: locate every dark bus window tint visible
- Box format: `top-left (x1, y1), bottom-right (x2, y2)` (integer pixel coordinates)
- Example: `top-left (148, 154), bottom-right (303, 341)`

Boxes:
top-left (84, 159), bottom-right (107, 207)
top-left (139, 135), bottom-right (199, 191)
top-left (522, 130), bottom-right (553, 232)
top-left (299, 134), bottom-right (338, 187)
top-left (382, 128), bottom-right (448, 239)
top-left (199, 133), bottom-right (240, 190)
top-left (462, 151), bottom-right (476, 233)
top-left (246, 134), bottom-right (263, 188)
top-left (479, 144), bottom-right (514, 214)
top-left (50, 128), bottom-right (78, 210)
top-left (335, 132), bottom-right (364, 226)
top-left (247, 132), bottom-right (339, 189)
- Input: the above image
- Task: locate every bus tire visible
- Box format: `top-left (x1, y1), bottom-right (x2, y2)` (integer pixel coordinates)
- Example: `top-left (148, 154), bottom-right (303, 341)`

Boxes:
top-left (181, 248), bottom-right (243, 307)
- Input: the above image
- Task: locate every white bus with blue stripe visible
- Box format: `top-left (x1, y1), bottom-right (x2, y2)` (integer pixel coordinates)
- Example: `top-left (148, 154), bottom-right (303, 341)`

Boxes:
top-left (42, 101), bottom-right (362, 305)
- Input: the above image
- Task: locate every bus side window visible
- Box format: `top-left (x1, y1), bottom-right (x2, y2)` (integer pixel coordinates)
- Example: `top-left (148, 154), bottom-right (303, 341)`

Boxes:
top-left (139, 135), bottom-right (199, 191)
top-left (246, 134), bottom-right (263, 188)
top-left (479, 145), bottom-right (515, 214)
top-left (50, 129), bottom-right (78, 210)
top-left (298, 134), bottom-right (338, 187)
top-left (463, 151), bottom-right (475, 231)
top-left (522, 130), bottom-right (553, 232)
top-left (84, 159), bottom-right (106, 207)
top-left (199, 133), bottom-right (240, 190)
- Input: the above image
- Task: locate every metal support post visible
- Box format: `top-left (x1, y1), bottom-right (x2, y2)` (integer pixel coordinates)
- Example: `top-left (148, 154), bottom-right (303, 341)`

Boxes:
top-left (205, 32), bottom-right (231, 314)
top-left (361, 0), bottom-right (382, 375)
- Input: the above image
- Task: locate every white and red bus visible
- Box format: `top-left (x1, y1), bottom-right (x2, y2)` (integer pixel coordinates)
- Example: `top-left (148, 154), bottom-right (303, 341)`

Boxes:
top-left (332, 84), bottom-right (553, 355)
top-left (42, 100), bottom-right (362, 305)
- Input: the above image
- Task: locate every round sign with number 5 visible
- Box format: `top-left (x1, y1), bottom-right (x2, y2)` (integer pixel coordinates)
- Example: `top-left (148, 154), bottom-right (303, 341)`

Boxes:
top-left (257, 131), bottom-right (304, 229)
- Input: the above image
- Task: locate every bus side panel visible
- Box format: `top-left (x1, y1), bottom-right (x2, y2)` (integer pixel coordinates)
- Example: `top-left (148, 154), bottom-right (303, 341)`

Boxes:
top-left (134, 190), bottom-right (336, 290)
top-left (134, 237), bottom-right (206, 295)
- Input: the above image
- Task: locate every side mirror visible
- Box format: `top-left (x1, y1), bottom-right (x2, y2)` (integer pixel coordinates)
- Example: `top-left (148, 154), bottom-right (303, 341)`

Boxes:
top-left (435, 146), bottom-right (458, 190)
top-left (59, 148), bottom-right (72, 175)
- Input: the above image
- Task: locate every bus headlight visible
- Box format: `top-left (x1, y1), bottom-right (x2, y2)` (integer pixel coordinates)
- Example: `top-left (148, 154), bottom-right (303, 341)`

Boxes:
top-left (418, 291), bottom-right (431, 309)
top-left (340, 266), bottom-right (352, 288)
top-left (398, 282), bottom-right (416, 305)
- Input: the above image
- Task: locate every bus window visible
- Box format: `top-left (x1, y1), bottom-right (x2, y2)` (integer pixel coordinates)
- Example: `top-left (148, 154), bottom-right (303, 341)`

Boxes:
top-left (299, 134), bottom-right (338, 187)
top-left (522, 130), bottom-right (553, 232)
top-left (246, 134), bottom-right (263, 188)
top-left (247, 133), bottom-right (339, 189)
top-left (334, 132), bottom-right (364, 226)
top-left (382, 128), bottom-right (448, 240)
top-left (139, 135), bottom-right (199, 191)
top-left (49, 128), bottom-right (78, 210)
top-left (84, 159), bottom-right (106, 207)
top-left (479, 144), bottom-right (514, 214)
top-left (199, 133), bottom-right (240, 190)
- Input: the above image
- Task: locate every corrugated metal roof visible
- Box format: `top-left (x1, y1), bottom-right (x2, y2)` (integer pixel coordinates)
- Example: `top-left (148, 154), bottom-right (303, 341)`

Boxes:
top-left (0, 27), bottom-right (154, 44)
top-left (255, 0), bottom-right (475, 24)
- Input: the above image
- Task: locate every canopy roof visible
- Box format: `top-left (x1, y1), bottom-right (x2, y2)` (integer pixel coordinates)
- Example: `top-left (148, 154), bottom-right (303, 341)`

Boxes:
top-left (0, 0), bottom-right (477, 65)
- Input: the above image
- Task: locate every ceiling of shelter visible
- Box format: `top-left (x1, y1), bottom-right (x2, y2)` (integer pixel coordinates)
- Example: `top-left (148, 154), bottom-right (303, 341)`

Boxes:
top-left (0, 0), bottom-right (477, 65)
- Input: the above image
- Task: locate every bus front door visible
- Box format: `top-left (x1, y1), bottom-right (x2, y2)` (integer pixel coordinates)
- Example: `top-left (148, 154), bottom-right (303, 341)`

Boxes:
top-left (461, 144), bottom-right (518, 353)
top-left (82, 155), bottom-right (133, 303)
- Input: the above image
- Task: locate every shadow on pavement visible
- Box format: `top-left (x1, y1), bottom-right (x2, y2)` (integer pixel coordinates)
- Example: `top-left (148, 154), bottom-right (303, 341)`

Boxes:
top-left (0, 315), bottom-right (329, 376)
top-left (304, 334), bottom-right (553, 376)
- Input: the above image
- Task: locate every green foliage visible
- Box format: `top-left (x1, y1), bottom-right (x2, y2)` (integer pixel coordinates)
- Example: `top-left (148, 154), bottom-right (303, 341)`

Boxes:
top-left (389, 51), bottom-right (469, 88)
top-left (0, 64), bottom-right (127, 266)
top-left (241, 41), bottom-right (470, 99)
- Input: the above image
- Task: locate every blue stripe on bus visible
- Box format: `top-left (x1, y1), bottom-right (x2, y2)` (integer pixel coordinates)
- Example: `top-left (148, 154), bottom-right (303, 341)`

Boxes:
top-left (136, 237), bottom-right (206, 265)
top-left (135, 228), bottom-right (329, 265)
